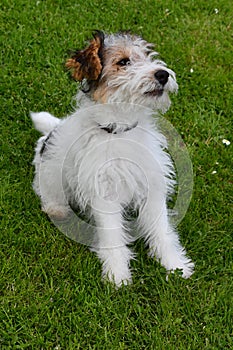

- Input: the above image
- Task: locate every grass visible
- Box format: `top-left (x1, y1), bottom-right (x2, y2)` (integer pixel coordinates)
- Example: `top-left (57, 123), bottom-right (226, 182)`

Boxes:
top-left (1, 0), bottom-right (232, 348)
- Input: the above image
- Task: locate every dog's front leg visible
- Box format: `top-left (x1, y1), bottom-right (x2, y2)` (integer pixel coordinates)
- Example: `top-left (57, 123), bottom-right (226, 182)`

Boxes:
top-left (138, 194), bottom-right (194, 279)
top-left (91, 201), bottom-right (134, 287)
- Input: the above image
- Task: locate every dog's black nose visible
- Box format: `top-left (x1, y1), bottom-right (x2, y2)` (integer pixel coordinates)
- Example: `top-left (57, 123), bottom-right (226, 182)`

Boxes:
top-left (154, 70), bottom-right (169, 86)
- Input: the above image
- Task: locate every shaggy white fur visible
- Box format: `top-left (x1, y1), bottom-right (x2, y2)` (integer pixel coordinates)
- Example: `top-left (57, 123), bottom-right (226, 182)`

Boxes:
top-left (31, 32), bottom-right (194, 286)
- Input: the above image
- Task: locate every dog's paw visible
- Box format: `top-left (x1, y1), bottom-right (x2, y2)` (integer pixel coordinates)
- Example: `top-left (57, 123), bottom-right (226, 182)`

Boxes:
top-left (102, 270), bottom-right (132, 288)
top-left (166, 260), bottom-right (194, 280)
top-left (42, 204), bottom-right (71, 221)
top-left (180, 260), bottom-right (195, 279)
top-left (96, 246), bottom-right (134, 288)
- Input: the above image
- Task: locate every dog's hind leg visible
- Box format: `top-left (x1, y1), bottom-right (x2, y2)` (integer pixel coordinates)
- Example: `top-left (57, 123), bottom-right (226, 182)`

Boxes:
top-left (33, 158), bottom-right (71, 220)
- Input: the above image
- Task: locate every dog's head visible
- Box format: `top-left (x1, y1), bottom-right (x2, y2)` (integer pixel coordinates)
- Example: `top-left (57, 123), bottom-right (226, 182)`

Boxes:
top-left (66, 31), bottom-right (178, 112)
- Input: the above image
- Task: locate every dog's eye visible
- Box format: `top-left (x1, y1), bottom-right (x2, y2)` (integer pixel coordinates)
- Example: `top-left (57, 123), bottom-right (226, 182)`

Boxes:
top-left (116, 58), bottom-right (131, 66)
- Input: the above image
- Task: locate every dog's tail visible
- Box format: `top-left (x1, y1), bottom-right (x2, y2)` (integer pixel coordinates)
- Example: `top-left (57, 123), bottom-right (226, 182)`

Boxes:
top-left (30, 112), bottom-right (61, 135)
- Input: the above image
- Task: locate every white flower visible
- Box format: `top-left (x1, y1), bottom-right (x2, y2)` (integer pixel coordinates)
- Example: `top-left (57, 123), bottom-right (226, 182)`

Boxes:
top-left (190, 68), bottom-right (194, 73)
top-left (214, 8), bottom-right (219, 14)
top-left (222, 139), bottom-right (230, 146)
top-left (212, 170), bottom-right (217, 174)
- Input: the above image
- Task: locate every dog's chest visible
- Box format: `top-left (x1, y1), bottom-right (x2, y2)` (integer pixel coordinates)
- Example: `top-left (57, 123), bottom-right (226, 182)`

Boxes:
top-left (72, 127), bottom-right (160, 204)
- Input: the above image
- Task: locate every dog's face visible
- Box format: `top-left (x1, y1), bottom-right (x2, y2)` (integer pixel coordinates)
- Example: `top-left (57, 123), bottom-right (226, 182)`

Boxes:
top-left (66, 31), bottom-right (178, 112)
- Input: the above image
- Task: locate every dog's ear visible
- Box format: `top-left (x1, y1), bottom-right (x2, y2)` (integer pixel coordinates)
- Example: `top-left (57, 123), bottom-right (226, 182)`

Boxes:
top-left (66, 30), bottom-right (104, 81)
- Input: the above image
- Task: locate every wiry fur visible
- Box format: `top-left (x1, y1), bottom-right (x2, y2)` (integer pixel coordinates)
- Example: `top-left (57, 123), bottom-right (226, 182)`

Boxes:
top-left (31, 31), bottom-right (194, 286)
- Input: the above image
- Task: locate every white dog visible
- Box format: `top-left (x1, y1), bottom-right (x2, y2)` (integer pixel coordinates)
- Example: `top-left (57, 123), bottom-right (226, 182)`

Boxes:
top-left (31, 31), bottom-right (194, 286)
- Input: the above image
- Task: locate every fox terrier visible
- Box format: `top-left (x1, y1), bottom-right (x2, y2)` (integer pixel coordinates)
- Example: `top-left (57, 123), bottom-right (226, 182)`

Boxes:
top-left (31, 31), bottom-right (194, 286)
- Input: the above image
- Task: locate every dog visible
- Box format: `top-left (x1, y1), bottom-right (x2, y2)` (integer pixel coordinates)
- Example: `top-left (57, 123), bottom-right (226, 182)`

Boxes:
top-left (31, 31), bottom-right (194, 286)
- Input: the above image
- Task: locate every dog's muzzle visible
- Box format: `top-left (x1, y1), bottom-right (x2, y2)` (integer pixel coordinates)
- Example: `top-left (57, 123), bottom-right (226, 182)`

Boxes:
top-left (144, 69), bottom-right (169, 97)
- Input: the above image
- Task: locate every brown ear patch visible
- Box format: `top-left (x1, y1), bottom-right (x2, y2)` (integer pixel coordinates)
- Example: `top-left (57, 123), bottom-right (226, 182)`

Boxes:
top-left (66, 31), bottom-right (104, 81)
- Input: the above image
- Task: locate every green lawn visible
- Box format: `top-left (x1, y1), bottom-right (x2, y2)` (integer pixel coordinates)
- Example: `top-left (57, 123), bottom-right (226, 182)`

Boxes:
top-left (1, 0), bottom-right (232, 349)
